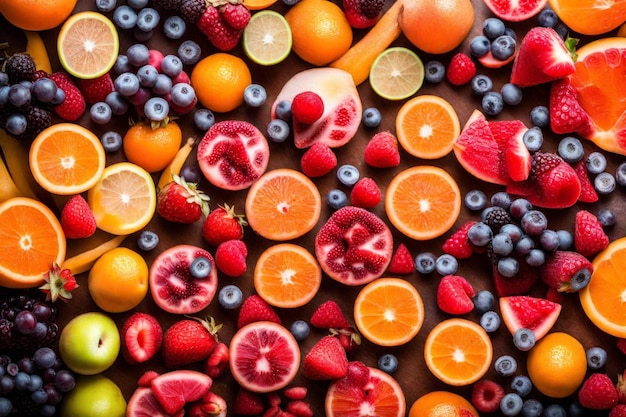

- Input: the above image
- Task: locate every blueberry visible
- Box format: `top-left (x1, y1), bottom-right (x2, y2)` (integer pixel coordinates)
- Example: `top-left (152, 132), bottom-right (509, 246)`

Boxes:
top-left (152, 73), bottom-right (173, 95)
top-left (616, 161), bottom-right (626, 186)
top-left (377, 354), bottom-right (398, 374)
top-left (144, 97), bottom-right (170, 121)
top-left (289, 320), bottom-right (310, 341)
top-left (136, 7), bottom-right (160, 32)
top-left (266, 119), bottom-right (290, 143)
top-left (127, 0), bottom-right (149, 8)
top-left (170, 83), bottom-right (196, 107)
top-left (566, 402), bottom-right (585, 417)
top-left (161, 55), bottom-right (183, 78)
top-left (469, 35), bottom-right (491, 57)
top-left (491, 191), bottom-right (512, 209)
top-left (586, 151), bottom-right (607, 174)
top-left (521, 399), bottom-right (543, 417)
top-left (31, 78), bottom-right (57, 103)
top-left (504, 26), bottom-right (517, 41)
top-left (556, 229), bottom-right (573, 250)
top-left (181, 166), bottom-right (202, 184)
top-left (464, 189), bottom-right (488, 210)
top-left (435, 254), bottom-right (458, 275)
top-left (511, 375), bottom-right (533, 397)
top-left (513, 328), bottom-right (536, 351)
top-left (597, 207), bottom-right (616, 227)
top-left (0, 86), bottom-right (9, 105)
top-left (113, 5), bottom-right (138, 30)
top-left (52, 87), bottom-right (65, 105)
top-left (414, 252), bottom-right (437, 274)
top-left (525, 248), bottom-right (546, 267)
top-left (164, 15), bottom-right (187, 39)
top-left (494, 355), bottom-right (517, 376)
top-left (218, 284), bottom-right (243, 309)
top-left (500, 393), bottom-right (523, 416)
top-left (497, 256), bottom-right (519, 277)
top-left (137, 230), bottom-right (159, 251)
top-left (0, 72), bottom-right (7, 87)
top-left (190, 256), bottom-right (212, 279)
top-left (501, 82), bottom-right (523, 105)
top-left (529, 105), bottom-right (550, 127)
top-left (482, 91), bottom-right (504, 116)
top-left (500, 223), bottom-right (523, 243)
top-left (362, 107), bottom-right (382, 128)
top-left (8, 84), bottom-right (30, 108)
top-left (95, 0), bottom-right (117, 11)
top-left (114, 72), bottom-right (140, 96)
top-left (274, 100), bottom-right (292, 121)
top-left (243, 84), bottom-right (267, 107)
top-left (468, 222), bottom-right (493, 247)
top-left (424, 60), bottom-right (445, 83)
top-left (113, 54), bottom-right (133, 75)
top-left (483, 17), bottom-right (506, 40)
top-left (509, 198), bottom-right (532, 219)
top-left (177, 40), bottom-right (201, 65)
top-left (5, 113), bottom-right (27, 136)
top-left (491, 233), bottom-right (514, 256)
top-left (194, 108), bottom-right (215, 131)
top-left (520, 210), bottom-right (548, 236)
top-left (105, 91), bottom-right (128, 115)
top-left (473, 290), bottom-right (495, 313)
top-left (137, 64), bottom-right (159, 87)
top-left (557, 136), bottom-right (584, 163)
top-left (594, 171), bottom-right (616, 194)
top-left (126, 43), bottom-right (150, 67)
top-left (480, 310), bottom-right (501, 333)
top-left (327, 189), bottom-right (347, 210)
top-left (491, 35), bottom-right (517, 61)
top-left (537, 8), bottom-right (559, 28)
top-left (570, 267), bottom-right (592, 291)
top-left (554, 23), bottom-right (569, 40)
top-left (539, 229), bottom-right (560, 251)
top-left (337, 164), bottom-right (359, 186)
top-left (90, 102), bottom-right (112, 125)
top-left (0, 398), bottom-right (11, 416)
top-left (101, 131), bottom-right (123, 153)
top-left (515, 235), bottom-right (535, 256)
top-left (522, 126), bottom-right (543, 152)
top-left (470, 74), bottom-right (493, 96)
top-left (586, 346), bottom-right (607, 369)
top-left (542, 404), bottom-right (566, 417)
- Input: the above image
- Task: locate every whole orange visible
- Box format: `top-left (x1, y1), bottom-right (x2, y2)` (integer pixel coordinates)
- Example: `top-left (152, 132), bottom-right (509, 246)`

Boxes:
top-left (0, 0), bottom-right (77, 31)
top-left (399, 0), bottom-right (474, 54)
top-left (123, 121), bottom-right (182, 173)
top-left (191, 53), bottom-right (251, 113)
top-left (408, 391), bottom-right (478, 417)
top-left (285, 0), bottom-right (353, 66)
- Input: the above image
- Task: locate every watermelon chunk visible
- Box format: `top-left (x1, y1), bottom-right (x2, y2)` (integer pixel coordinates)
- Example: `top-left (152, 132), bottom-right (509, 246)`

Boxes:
top-left (500, 296), bottom-right (561, 341)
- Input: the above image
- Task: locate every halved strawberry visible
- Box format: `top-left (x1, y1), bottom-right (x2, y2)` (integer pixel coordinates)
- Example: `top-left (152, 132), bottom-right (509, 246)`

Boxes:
top-left (121, 312), bottom-right (163, 364)
top-left (504, 128), bottom-right (531, 182)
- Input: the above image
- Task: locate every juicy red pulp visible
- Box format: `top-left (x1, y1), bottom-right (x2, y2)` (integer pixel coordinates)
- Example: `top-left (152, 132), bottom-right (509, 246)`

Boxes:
top-left (234, 329), bottom-right (297, 386)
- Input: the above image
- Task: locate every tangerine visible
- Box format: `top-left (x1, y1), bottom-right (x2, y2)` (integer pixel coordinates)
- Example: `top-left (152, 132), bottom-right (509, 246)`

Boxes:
top-left (190, 53), bottom-right (251, 113)
top-left (0, 0), bottom-right (77, 31)
top-left (123, 121), bottom-right (182, 174)
top-left (408, 391), bottom-right (479, 417)
top-left (285, 0), bottom-right (353, 66)
top-left (548, 0), bottom-right (626, 35)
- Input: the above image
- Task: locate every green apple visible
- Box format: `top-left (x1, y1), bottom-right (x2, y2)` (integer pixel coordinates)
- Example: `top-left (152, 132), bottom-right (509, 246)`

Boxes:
top-left (61, 375), bottom-right (126, 417)
top-left (59, 312), bottom-right (120, 375)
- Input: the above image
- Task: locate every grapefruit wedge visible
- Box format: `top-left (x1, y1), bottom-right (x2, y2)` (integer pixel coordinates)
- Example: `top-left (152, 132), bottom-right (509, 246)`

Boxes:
top-left (500, 296), bottom-right (561, 341)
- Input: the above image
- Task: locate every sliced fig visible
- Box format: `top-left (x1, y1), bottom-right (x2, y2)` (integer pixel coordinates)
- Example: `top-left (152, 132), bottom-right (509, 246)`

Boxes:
top-left (229, 321), bottom-right (300, 393)
top-left (315, 206), bottom-right (393, 286)
top-left (149, 244), bottom-right (218, 314)
top-left (150, 370), bottom-right (213, 415)
top-left (197, 120), bottom-right (270, 191)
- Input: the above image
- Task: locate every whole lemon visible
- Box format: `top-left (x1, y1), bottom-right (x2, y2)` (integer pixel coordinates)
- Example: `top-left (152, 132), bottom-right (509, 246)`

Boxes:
top-left (527, 332), bottom-right (587, 398)
top-left (88, 247), bottom-right (149, 313)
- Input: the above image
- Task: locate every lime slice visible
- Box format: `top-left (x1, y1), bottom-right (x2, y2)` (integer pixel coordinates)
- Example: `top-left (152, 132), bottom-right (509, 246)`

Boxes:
top-left (243, 10), bottom-right (292, 66)
top-left (369, 47), bottom-right (425, 101)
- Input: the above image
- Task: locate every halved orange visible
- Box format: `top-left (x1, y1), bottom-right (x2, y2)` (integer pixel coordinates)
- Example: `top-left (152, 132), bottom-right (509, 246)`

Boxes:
top-left (0, 197), bottom-right (66, 288)
top-left (353, 277), bottom-right (424, 347)
top-left (548, 0), bottom-right (626, 35)
top-left (87, 162), bottom-right (156, 236)
top-left (396, 95), bottom-right (460, 159)
top-left (424, 318), bottom-right (493, 386)
top-left (580, 236), bottom-right (626, 337)
top-left (57, 11), bottom-right (119, 79)
top-left (245, 168), bottom-right (321, 241)
top-left (29, 123), bottom-right (106, 195)
top-left (385, 166), bottom-right (461, 240)
top-left (254, 243), bottom-right (321, 308)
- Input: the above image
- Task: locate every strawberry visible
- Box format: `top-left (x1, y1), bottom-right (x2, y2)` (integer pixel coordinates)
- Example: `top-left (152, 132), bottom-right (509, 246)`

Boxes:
top-left (302, 336), bottom-right (348, 380)
top-left (549, 78), bottom-right (595, 137)
top-left (350, 177), bottom-right (381, 208)
top-left (610, 405), bottom-right (626, 417)
top-left (539, 250), bottom-right (594, 293)
top-left (157, 175), bottom-right (210, 224)
top-left (137, 370), bottom-right (160, 387)
top-left (120, 312), bottom-right (163, 364)
top-left (221, 2), bottom-right (251, 30)
top-left (76, 72), bottom-right (114, 104)
top-left (291, 91), bottom-right (324, 124)
top-left (471, 379), bottom-right (505, 413)
top-left (578, 373), bottom-right (619, 410)
top-left (437, 275), bottom-right (475, 315)
top-left (60, 195), bottom-right (97, 239)
top-left (283, 387), bottom-right (308, 401)
top-left (202, 204), bottom-right (247, 246)
top-left (162, 316), bottom-right (222, 368)
top-left (197, 5), bottom-right (243, 51)
top-left (492, 263), bottom-right (538, 297)
top-left (573, 159), bottom-right (599, 203)
top-left (446, 53), bottom-right (476, 86)
top-left (442, 220), bottom-right (476, 259)
top-left (39, 263), bottom-right (78, 302)
top-left (342, 0), bottom-right (385, 28)
top-left (388, 243), bottom-right (414, 274)
top-left (285, 400), bottom-right (314, 417)
top-left (233, 388), bottom-right (265, 415)
top-left (300, 142), bottom-right (337, 178)
top-left (204, 341), bottom-right (229, 378)
top-left (310, 300), bottom-right (350, 329)
top-left (215, 239), bottom-right (248, 277)
top-left (237, 294), bottom-right (282, 328)
top-left (363, 131), bottom-right (401, 168)
top-left (49, 72), bottom-right (85, 122)
top-left (575, 209), bottom-right (609, 257)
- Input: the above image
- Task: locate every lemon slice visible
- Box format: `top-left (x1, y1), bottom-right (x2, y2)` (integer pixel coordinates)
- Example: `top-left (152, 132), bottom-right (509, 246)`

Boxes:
top-left (243, 10), bottom-right (292, 66)
top-left (369, 47), bottom-right (424, 101)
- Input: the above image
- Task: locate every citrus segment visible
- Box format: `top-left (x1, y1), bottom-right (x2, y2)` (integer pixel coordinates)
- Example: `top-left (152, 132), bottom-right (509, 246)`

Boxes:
top-left (424, 318), bottom-right (493, 386)
top-left (0, 197), bottom-right (66, 288)
top-left (385, 166), bottom-right (461, 240)
top-left (29, 123), bottom-right (106, 195)
top-left (408, 391), bottom-right (479, 417)
top-left (245, 168), bottom-right (321, 241)
top-left (369, 47), bottom-right (424, 100)
top-left (396, 95), bottom-right (460, 159)
top-left (353, 277), bottom-right (424, 346)
top-left (57, 11), bottom-right (119, 79)
top-left (87, 162), bottom-right (156, 236)
top-left (243, 10), bottom-right (292, 66)
top-left (548, 0), bottom-right (626, 35)
top-left (580, 236), bottom-right (626, 337)
top-left (254, 243), bottom-right (322, 308)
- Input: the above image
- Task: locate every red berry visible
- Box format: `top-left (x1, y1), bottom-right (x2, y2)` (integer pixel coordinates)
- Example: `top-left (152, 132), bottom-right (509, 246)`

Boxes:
top-left (574, 209), bottom-right (609, 257)
top-left (363, 131), bottom-right (401, 168)
top-left (388, 243), bottom-right (414, 274)
top-left (221, 3), bottom-right (251, 30)
top-left (300, 142), bottom-right (337, 177)
top-left (446, 53), bottom-right (476, 86)
top-left (291, 91), bottom-right (324, 124)
top-left (437, 275), bottom-right (475, 315)
top-left (578, 373), bottom-right (619, 410)
top-left (215, 239), bottom-right (248, 277)
top-left (61, 195), bottom-right (97, 239)
top-left (350, 177), bottom-right (381, 208)
top-left (471, 379), bottom-right (505, 413)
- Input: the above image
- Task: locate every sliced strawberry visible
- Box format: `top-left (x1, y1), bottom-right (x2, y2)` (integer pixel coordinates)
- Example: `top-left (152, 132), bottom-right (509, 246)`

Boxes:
top-left (436, 275), bottom-right (475, 315)
top-left (573, 160), bottom-right (599, 203)
top-left (302, 336), bottom-right (348, 380)
top-left (283, 386), bottom-right (308, 401)
top-left (121, 312), bottom-right (163, 364)
top-left (504, 128), bottom-right (531, 182)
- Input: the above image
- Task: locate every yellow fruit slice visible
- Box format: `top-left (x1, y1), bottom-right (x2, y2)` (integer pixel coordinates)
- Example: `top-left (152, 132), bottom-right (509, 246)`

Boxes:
top-left (243, 10), bottom-right (292, 66)
top-left (369, 47), bottom-right (424, 101)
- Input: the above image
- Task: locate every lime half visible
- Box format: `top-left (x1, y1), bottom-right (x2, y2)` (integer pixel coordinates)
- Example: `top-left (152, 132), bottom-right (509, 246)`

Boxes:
top-left (243, 10), bottom-right (292, 66)
top-left (369, 47), bottom-right (424, 101)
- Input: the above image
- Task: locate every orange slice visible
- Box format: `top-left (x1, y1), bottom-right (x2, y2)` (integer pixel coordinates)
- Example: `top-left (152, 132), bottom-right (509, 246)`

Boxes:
top-left (254, 243), bottom-right (322, 308)
top-left (580, 236), bottom-right (626, 337)
top-left (244, 0), bottom-right (279, 10)
top-left (424, 318), bottom-right (493, 386)
top-left (548, 0), bottom-right (626, 35)
top-left (396, 95), bottom-right (460, 159)
top-left (385, 166), bottom-right (461, 240)
top-left (57, 11), bottom-right (119, 79)
top-left (29, 123), bottom-right (106, 195)
top-left (0, 197), bottom-right (66, 288)
top-left (87, 162), bottom-right (156, 236)
top-left (353, 277), bottom-right (424, 347)
top-left (245, 168), bottom-right (321, 241)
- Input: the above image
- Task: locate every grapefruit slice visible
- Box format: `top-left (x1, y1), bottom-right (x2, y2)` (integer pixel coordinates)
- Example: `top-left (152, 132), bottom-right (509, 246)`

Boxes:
top-left (500, 296), bottom-right (561, 341)
top-left (150, 370), bottom-right (212, 416)
top-left (127, 387), bottom-right (171, 417)
top-left (482, 0), bottom-right (548, 22)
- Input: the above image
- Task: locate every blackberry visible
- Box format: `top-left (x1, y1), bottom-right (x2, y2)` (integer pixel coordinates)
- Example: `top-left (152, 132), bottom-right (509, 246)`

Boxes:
top-left (180, 0), bottom-right (207, 23)
top-left (152, 0), bottom-right (183, 10)
top-left (19, 105), bottom-right (51, 143)
top-left (482, 206), bottom-right (513, 233)
top-left (4, 53), bottom-right (36, 83)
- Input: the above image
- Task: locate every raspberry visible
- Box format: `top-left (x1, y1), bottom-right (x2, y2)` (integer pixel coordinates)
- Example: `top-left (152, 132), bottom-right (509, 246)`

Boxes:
top-left (300, 142), bottom-right (337, 178)
top-left (437, 275), bottom-right (475, 314)
top-left (471, 379), bottom-right (505, 413)
top-left (446, 53), bottom-right (476, 86)
top-left (578, 373), bottom-right (619, 410)
top-left (76, 73), bottom-right (115, 104)
top-left (442, 220), bottom-right (476, 259)
top-left (350, 177), bottom-right (381, 209)
top-left (291, 91), bottom-right (324, 124)
top-left (574, 210), bottom-right (609, 257)
top-left (221, 3), bottom-right (251, 30)
top-left (197, 6), bottom-right (243, 51)
top-left (215, 239), bottom-right (248, 277)
top-left (388, 244), bottom-right (414, 274)
top-left (363, 131), bottom-right (401, 168)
